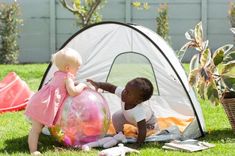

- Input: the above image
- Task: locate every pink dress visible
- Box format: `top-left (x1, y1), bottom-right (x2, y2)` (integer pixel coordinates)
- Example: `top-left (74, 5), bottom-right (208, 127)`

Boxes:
top-left (25, 71), bottom-right (73, 127)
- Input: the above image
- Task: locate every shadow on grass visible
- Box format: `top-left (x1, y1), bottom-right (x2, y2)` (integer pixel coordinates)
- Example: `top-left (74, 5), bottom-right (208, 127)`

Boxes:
top-left (0, 134), bottom-right (62, 154)
top-left (1, 129), bottom-right (234, 154)
top-left (128, 128), bottom-right (235, 150)
top-left (202, 128), bottom-right (235, 143)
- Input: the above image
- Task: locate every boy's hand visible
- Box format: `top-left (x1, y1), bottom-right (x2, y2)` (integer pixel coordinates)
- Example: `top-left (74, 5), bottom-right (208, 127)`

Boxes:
top-left (136, 120), bottom-right (146, 146)
top-left (87, 79), bottom-right (116, 93)
top-left (87, 79), bottom-right (100, 91)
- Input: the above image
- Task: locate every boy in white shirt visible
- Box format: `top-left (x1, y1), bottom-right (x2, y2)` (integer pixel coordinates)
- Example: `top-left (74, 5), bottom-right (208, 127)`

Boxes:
top-left (87, 77), bottom-right (155, 148)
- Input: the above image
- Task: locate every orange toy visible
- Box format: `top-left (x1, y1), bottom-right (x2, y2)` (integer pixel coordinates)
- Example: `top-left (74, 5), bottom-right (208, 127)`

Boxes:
top-left (0, 72), bottom-right (33, 113)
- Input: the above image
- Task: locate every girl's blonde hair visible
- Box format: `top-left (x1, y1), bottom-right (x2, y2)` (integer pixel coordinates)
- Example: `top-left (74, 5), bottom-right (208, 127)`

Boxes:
top-left (51, 47), bottom-right (82, 71)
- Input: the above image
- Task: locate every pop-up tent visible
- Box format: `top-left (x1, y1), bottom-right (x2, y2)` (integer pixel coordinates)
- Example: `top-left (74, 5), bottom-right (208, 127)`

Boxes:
top-left (39, 21), bottom-right (206, 140)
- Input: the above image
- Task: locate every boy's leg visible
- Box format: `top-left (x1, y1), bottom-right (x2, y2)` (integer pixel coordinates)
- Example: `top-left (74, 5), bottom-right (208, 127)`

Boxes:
top-left (28, 119), bottom-right (43, 154)
top-left (112, 110), bottom-right (129, 133)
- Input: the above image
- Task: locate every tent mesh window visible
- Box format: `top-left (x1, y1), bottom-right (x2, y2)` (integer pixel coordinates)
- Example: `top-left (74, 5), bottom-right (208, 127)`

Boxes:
top-left (106, 52), bottom-right (159, 95)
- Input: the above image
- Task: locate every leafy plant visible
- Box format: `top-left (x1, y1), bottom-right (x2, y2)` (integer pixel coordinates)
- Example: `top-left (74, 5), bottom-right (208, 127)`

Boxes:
top-left (156, 3), bottom-right (170, 42)
top-left (180, 22), bottom-right (235, 105)
top-left (60, 0), bottom-right (106, 28)
top-left (132, 2), bottom-right (170, 43)
top-left (0, 1), bottom-right (23, 64)
top-left (228, 2), bottom-right (235, 44)
top-left (132, 1), bottom-right (150, 10)
top-left (229, 2), bottom-right (235, 28)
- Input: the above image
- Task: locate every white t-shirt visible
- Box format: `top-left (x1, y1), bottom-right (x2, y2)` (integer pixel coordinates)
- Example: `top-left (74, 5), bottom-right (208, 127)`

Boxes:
top-left (115, 87), bottom-right (153, 126)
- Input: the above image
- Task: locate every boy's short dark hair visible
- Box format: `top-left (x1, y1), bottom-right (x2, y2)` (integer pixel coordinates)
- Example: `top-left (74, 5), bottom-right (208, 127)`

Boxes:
top-left (130, 77), bottom-right (154, 101)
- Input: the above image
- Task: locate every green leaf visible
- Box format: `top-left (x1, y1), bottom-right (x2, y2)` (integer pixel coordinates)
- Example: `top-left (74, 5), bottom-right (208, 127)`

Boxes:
top-left (132, 1), bottom-right (141, 8)
top-left (221, 75), bottom-right (235, 91)
top-left (222, 44), bottom-right (233, 54)
top-left (74, 0), bottom-right (81, 7)
top-left (188, 68), bottom-right (200, 85)
top-left (200, 67), bottom-right (213, 81)
top-left (194, 22), bottom-right (203, 46)
top-left (206, 80), bottom-right (218, 98)
top-left (196, 78), bottom-right (206, 99)
top-left (213, 48), bottom-right (224, 66)
top-left (143, 2), bottom-right (150, 10)
top-left (223, 51), bottom-right (235, 64)
top-left (185, 29), bottom-right (194, 41)
top-left (189, 54), bottom-right (199, 71)
top-left (206, 80), bottom-right (220, 106)
top-left (221, 60), bottom-right (235, 74)
top-left (202, 40), bottom-right (209, 51)
top-left (200, 48), bottom-right (211, 67)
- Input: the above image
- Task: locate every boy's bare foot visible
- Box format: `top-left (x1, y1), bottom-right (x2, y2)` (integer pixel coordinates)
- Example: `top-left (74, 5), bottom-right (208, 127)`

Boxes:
top-left (31, 151), bottom-right (42, 155)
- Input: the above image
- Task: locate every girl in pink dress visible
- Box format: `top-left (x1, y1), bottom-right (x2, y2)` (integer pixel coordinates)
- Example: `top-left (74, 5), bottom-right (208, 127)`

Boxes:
top-left (25, 48), bottom-right (87, 155)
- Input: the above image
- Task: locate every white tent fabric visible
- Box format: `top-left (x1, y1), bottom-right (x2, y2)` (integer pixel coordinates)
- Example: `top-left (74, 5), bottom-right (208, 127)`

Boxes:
top-left (40, 22), bottom-right (206, 138)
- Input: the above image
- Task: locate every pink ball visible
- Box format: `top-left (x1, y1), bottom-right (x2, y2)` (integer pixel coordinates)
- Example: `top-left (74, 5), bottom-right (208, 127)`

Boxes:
top-left (50, 88), bottom-right (110, 148)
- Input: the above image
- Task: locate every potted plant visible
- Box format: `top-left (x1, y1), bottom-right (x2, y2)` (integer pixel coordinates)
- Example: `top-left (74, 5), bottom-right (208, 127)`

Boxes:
top-left (180, 22), bottom-right (235, 132)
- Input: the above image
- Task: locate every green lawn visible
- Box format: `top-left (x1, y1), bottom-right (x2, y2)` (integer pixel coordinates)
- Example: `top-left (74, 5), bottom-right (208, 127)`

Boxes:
top-left (0, 64), bottom-right (235, 156)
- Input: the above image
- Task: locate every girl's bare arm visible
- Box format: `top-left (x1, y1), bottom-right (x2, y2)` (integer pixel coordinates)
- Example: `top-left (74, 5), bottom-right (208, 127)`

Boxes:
top-left (65, 78), bottom-right (87, 96)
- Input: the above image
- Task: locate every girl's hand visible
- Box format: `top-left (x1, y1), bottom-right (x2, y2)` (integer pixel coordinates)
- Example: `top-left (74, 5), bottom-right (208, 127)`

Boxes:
top-left (79, 83), bottom-right (87, 90)
top-left (87, 79), bottom-right (100, 91)
top-left (73, 83), bottom-right (87, 95)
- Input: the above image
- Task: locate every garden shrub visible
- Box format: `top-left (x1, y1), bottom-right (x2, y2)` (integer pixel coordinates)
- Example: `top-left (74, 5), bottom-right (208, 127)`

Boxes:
top-left (229, 2), bottom-right (235, 27)
top-left (132, 2), bottom-right (169, 43)
top-left (156, 3), bottom-right (170, 43)
top-left (0, 2), bottom-right (23, 64)
top-left (229, 2), bottom-right (235, 44)
top-left (60, 0), bottom-right (106, 28)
